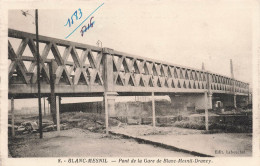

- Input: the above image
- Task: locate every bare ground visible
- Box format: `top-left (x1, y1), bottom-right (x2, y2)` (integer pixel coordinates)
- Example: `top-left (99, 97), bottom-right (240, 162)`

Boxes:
top-left (8, 128), bottom-right (193, 157)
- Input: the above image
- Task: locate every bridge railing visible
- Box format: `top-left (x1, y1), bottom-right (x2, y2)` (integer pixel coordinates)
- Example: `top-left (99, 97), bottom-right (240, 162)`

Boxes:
top-left (8, 29), bottom-right (249, 95)
top-left (8, 29), bottom-right (105, 94)
top-left (105, 49), bottom-right (249, 95)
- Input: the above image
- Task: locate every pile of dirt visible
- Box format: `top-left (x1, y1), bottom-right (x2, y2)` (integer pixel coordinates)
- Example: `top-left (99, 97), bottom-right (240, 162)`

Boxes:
top-left (8, 119), bottom-right (69, 136)
top-left (60, 112), bottom-right (121, 133)
top-left (115, 100), bottom-right (178, 117)
top-left (8, 112), bottom-right (121, 135)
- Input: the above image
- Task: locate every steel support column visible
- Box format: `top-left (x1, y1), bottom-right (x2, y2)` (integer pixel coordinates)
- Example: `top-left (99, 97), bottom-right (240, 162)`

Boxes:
top-left (208, 93), bottom-right (212, 109)
top-left (43, 97), bottom-right (46, 116)
top-left (248, 84), bottom-right (250, 105)
top-left (56, 96), bottom-right (60, 133)
top-left (104, 93), bottom-right (109, 135)
top-left (11, 97), bottom-right (15, 137)
top-left (152, 92), bottom-right (156, 128)
top-left (204, 91), bottom-right (209, 131)
top-left (48, 101), bottom-right (50, 115)
top-left (234, 94), bottom-right (237, 108)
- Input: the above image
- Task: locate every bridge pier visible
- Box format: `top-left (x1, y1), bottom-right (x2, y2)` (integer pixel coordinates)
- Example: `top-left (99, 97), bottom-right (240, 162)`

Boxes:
top-left (104, 92), bottom-right (118, 135)
top-left (47, 95), bottom-right (61, 130)
top-left (48, 96), bottom-right (57, 124)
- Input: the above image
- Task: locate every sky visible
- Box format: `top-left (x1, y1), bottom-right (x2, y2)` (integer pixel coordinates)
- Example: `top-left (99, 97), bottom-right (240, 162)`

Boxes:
top-left (7, 0), bottom-right (255, 109)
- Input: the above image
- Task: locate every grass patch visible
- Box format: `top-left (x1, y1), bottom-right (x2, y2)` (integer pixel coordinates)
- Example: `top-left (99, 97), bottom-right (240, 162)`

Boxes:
top-left (173, 120), bottom-right (205, 130)
top-left (173, 120), bottom-right (252, 133)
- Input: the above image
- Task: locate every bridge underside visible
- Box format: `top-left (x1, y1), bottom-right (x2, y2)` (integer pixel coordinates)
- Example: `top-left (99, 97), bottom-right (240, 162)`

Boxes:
top-left (8, 84), bottom-right (248, 99)
top-left (9, 83), bottom-right (248, 114)
top-left (8, 90), bottom-right (248, 99)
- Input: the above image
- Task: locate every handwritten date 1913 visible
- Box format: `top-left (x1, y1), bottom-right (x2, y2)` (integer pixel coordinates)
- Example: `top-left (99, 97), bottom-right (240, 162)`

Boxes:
top-left (64, 8), bottom-right (82, 27)
top-left (80, 16), bottom-right (95, 37)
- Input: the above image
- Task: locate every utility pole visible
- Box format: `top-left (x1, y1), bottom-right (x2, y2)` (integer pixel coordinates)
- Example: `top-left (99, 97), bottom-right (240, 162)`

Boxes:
top-left (202, 62), bottom-right (205, 70)
top-left (204, 91), bottom-right (209, 131)
top-left (230, 59), bottom-right (234, 78)
top-left (44, 97), bottom-right (46, 116)
top-left (202, 62), bottom-right (209, 131)
top-left (35, 9), bottom-right (43, 138)
top-left (230, 59), bottom-right (236, 108)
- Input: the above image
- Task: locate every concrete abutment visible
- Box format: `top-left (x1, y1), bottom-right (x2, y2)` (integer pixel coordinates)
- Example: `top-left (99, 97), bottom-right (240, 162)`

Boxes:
top-left (212, 94), bottom-right (248, 109)
top-left (169, 93), bottom-right (212, 113)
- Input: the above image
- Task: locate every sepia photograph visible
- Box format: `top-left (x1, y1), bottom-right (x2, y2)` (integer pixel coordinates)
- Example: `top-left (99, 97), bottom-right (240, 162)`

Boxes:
top-left (1, 0), bottom-right (259, 165)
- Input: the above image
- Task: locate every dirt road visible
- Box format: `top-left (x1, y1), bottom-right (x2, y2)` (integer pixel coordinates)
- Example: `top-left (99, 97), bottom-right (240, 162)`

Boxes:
top-left (111, 125), bottom-right (252, 157)
top-left (8, 128), bottom-right (193, 157)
